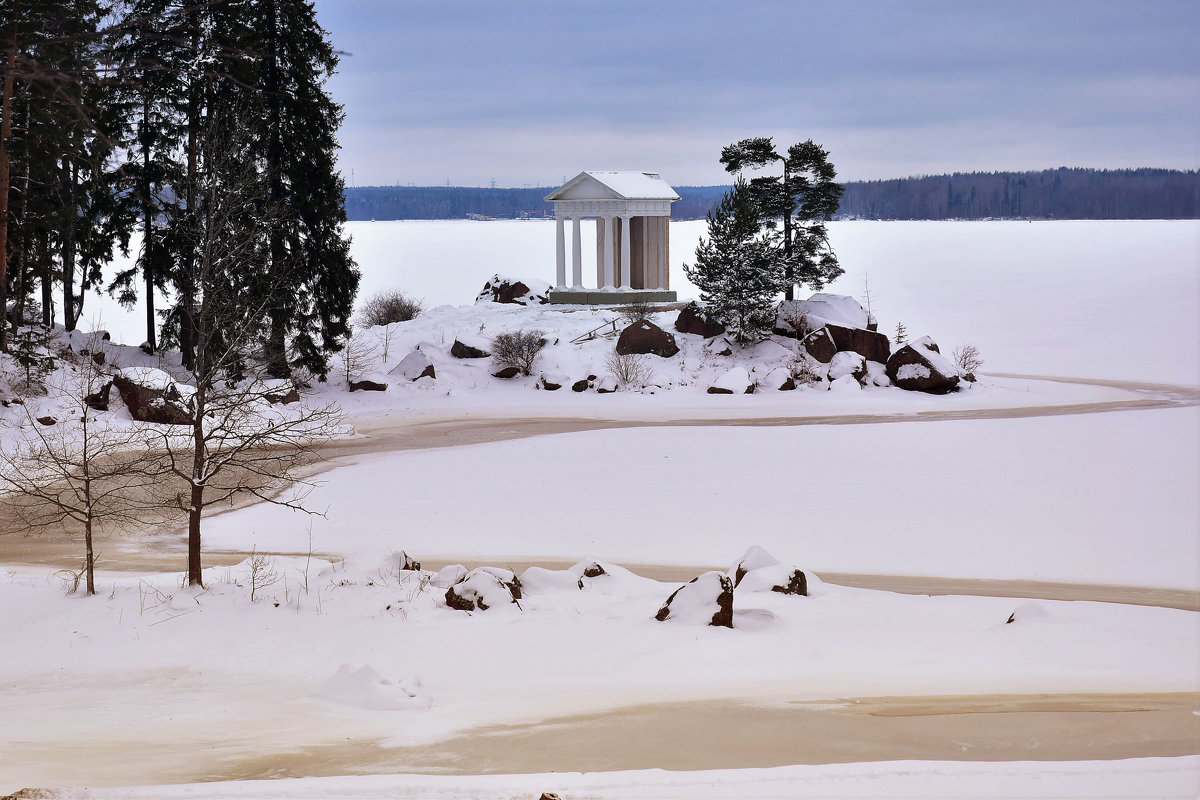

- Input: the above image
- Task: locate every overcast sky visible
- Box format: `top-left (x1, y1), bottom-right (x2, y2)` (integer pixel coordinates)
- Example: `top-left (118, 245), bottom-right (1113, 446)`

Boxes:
top-left (313, 0), bottom-right (1198, 188)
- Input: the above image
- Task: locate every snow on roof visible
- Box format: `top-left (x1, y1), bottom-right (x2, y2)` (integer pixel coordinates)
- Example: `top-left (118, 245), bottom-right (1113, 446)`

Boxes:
top-left (545, 171), bottom-right (680, 202)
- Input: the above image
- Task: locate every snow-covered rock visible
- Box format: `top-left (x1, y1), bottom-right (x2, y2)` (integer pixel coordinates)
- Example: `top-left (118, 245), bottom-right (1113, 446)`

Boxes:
top-left (886, 336), bottom-right (961, 394)
top-left (864, 360), bottom-right (891, 387)
top-left (112, 367), bottom-right (193, 425)
top-left (539, 372), bottom-right (569, 391)
top-left (654, 571), bottom-right (734, 628)
top-left (391, 350), bottom-right (436, 381)
top-left (595, 375), bottom-right (618, 393)
top-left (708, 367), bottom-right (753, 394)
top-left (616, 320), bottom-right (679, 358)
top-left (730, 545), bottom-right (781, 586)
top-left (775, 293), bottom-right (877, 333)
top-left (730, 546), bottom-right (809, 597)
top-left (432, 564), bottom-right (468, 588)
top-left (759, 366), bottom-right (796, 391)
top-left (704, 336), bottom-right (733, 357)
top-left (444, 567), bottom-right (522, 611)
top-left (475, 274), bottom-right (550, 306)
top-left (829, 374), bottom-right (861, 392)
top-left (799, 327), bottom-right (838, 363)
top-left (828, 351), bottom-right (867, 383)
top-left (519, 566), bottom-right (583, 593)
top-left (450, 335), bottom-right (490, 359)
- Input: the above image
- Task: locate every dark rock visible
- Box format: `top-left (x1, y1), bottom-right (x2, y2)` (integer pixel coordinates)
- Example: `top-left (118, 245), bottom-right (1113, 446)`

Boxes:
top-left (36, 415), bottom-right (56, 426)
top-left (800, 327), bottom-right (838, 363)
top-left (582, 563), bottom-right (606, 578)
top-left (396, 550), bottom-right (421, 571)
top-left (540, 373), bottom-right (567, 391)
top-left (349, 379), bottom-right (388, 392)
top-left (780, 376), bottom-right (796, 390)
top-left (112, 370), bottom-right (193, 425)
top-left (539, 794), bottom-right (563, 800)
top-left (886, 336), bottom-right (961, 394)
top-left (708, 367), bottom-right (753, 395)
top-left (616, 320), bottom-right (679, 358)
top-left (492, 365), bottom-right (521, 379)
top-left (139, 342), bottom-right (153, 355)
top-left (674, 304), bottom-right (725, 338)
top-left (826, 323), bottom-right (891, 363)
top-left (771, 569), bottom-right (808, 596)
top-left (90, 351), bottom-right (105, 366)
top-left (705, 337), bottom-right (733, 357)
top-left (571, 378), bottom-right (590, 392)
top-left (594, 376), bottom-right (618, 393)
top-left (654, 571), bottom-right (734, 629)
top-left (84, 381), bottom-right (113, 411)
top-left (450, 338), bottom-right (490, 359)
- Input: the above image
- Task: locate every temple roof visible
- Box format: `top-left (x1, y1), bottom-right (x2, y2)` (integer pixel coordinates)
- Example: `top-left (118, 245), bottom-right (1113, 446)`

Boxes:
top-left (545, 171), bottom-right (680, 202)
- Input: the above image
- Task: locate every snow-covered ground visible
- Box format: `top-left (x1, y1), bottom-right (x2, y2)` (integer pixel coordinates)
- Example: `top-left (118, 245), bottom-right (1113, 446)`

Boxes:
top-left (3, 219), bottom-right (1197, 797)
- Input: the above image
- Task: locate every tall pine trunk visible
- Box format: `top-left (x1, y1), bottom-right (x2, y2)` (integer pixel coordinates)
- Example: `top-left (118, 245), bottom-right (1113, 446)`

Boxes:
top-left (141, 95), bottom-right (155, 351)
top-left (0, 2), bottom-right (17, 351)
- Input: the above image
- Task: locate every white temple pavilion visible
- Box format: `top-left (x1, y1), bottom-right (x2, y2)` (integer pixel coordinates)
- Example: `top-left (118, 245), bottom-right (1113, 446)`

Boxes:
top-left (544, 171), bottom-right (680, 304)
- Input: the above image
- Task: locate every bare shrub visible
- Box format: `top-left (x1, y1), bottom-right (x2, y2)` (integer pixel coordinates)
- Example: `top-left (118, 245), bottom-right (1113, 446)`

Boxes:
top-left (789, 353), bottom-right (824, 385)
top-left (952, 343), bottom-right (984, 374)
top-left (358, 289), bottom-right (423, 327)
top-left (606, 350), bottom-right (653, 389)
top-left (342, 328), bottom-right (381, 387)
top-left (491, 329), bottom-right (546, 376)
top-left (619, 299), bottom-right (656, 326)
top-left (247, 548), bottom-right (280, 603)
top-left (781, 309), bottom-right (814, 340)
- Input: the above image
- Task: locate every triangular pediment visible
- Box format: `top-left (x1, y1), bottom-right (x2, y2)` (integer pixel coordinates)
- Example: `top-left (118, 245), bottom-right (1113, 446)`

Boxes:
top-left (546, 171), bottom-right (680, 202)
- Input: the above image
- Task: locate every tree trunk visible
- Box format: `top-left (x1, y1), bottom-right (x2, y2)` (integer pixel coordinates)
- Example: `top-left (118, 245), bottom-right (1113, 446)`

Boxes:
top-left (187, 482), bottom-right (204, 586)
top-left (141, 94), bottom-right (156, 352)
top-left (0, 2), bottom-right (17, 352)
top-left (62, 157), bottom-right (79, 331)
top-left (782, 163), bottom-right (794, 302)
top-left (40, 230), bottom-right (52, 328)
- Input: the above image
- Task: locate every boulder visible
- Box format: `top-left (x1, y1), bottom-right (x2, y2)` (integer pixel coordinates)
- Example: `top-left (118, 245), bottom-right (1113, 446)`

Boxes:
top-left (491, 365), bottom-right (522, 379)
top-left (349, 379), bottom-right (388, 392)
top-left (265, 387), bottom-right (301, 405)
top-left (571, 378), bottom-right (590, 392)
top-left (36, 415), bottom-right (56, 426)
top-left (391, 350), bottom-right (436, 381)
top-left (444, 567), bottom-right (522, 611)
top-left (450, 336), bottom-right (490, 359)
top-left (828, 374), bottom-right (861, 392)
top-left (730, 545), bottom-right (781, 587)
top-left (864, 361), bottom-right (891, 387)
top-left (886, 336), bottom-right (961, 394)
top-left (654, 571), bottom-right (734, 628)
top-left (616, 320), bottom-right (679, 358)
top-left (760, 366), bottom-right (795, 391)
top-left (84, 380), bottom-right (113, 411)
top-left (775, 293), bottom-right (878, 334)
top-left (799, 327), bottom-right (838, 363)
top-left (112, 368), bottom-right (193, 425)
top-left (540, 373), bottom-right (568, 391)
top-left (828, 351), bottom-right (867, 383)
top-left (432, 564), bottom-right (468, 588)
top-left (475, 273), bottom-right (550, 306)
top-left (594, 375), bottom-right (618, 393)
top-left (730, 547), bottom-right (809, 597)
top-left (674, 304), bottom-right (725, 338)
top-left (826, 324), bottom-right (891, 364)
top-left (708, 367), bottom-right (753, 395)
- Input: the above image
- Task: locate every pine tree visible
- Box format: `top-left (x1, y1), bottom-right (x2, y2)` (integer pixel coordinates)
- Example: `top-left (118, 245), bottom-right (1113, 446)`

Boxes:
top-left (719, 137), bottom-right (844, 301)
top-left (683, 179), bottom-right (786, 344)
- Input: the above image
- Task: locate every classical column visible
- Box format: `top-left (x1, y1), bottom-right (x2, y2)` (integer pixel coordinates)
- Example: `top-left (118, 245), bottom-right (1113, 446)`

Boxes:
top-left (619, 214), bottom-right (632, 290)
top-left (571, 216), bottom-right (583, 290)
top-left (601, 214), bottom-right (615, 289)
top-left (661, 215), bottom-right (670, 290)
top-left (555, 216), bottom-right (566, 290)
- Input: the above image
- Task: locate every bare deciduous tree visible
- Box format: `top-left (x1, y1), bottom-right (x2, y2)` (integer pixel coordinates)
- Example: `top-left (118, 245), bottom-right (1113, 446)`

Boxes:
top-left (341, 327), bottom-right (380, 386)
top-left (0, 333), bottom-right (160, 595)
top-left (952, 343), bottom-right (984, 374)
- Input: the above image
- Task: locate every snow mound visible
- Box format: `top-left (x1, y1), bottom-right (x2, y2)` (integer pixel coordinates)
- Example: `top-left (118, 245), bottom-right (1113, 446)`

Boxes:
top-left (311, 664), bottom-right (430, 710)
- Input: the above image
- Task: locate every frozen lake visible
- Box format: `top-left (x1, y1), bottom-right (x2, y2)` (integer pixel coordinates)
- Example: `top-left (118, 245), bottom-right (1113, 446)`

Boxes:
top-left (90, 219), bottom-right (1198, 385)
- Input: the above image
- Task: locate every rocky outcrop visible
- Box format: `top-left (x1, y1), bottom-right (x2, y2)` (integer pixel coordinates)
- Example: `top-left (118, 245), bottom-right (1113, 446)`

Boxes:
top-left (799, 327), bottom-right (838, 363)
top-left (886, 336), bottom-right (961, 394)
top-left (654, 571), bottom-right (734, 628)
top-left (616, 320), bottom-right (680, 358)
top-left (475, 274), bottom-right (551, 306)
top-left (112, 368), bottom-right (193, 425)
top-left (674, 303), bottom-right (725, 338)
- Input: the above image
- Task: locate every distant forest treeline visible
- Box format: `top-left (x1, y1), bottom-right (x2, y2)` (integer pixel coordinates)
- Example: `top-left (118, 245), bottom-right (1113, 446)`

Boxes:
top-left (345, 168), bottom-right (1197, 222)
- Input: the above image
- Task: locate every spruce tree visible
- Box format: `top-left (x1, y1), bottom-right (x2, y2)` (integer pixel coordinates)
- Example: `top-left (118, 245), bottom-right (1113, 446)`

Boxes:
top-left (250, 0), bottom-right (357, 379)
top-left (683, 178), bottom-right (786, 344)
